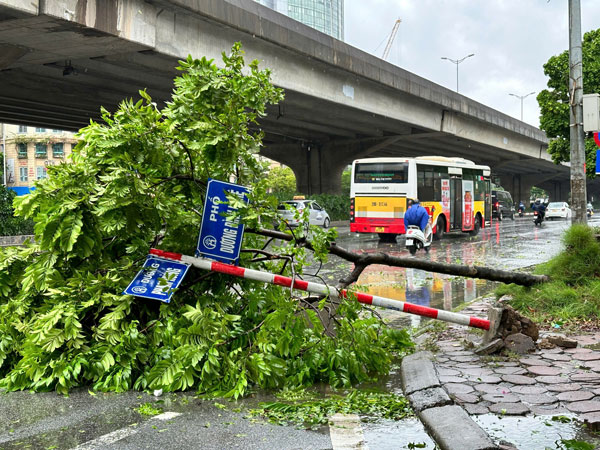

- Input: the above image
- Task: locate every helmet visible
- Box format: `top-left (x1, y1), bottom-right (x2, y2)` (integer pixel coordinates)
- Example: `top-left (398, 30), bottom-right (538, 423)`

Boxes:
top-left (535, 199), bottom-right (540, 204)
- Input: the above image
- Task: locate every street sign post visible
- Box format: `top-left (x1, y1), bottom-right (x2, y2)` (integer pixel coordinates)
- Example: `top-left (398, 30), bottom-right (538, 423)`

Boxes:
top-left (196, 179), bottom-right (249, 264)
top-left (124, 256), bottom-right (190, 303)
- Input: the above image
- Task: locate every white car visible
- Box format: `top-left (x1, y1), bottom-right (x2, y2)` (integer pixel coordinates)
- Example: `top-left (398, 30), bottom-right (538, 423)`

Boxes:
top-left (545, 201), bottom-right (571, 220)
top-left (277, 200), bottom-right (330, 228)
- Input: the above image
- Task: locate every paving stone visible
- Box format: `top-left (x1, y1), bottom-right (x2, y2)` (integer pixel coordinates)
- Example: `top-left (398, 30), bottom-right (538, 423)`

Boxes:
top-left (445, 383), bottom-right (475, 395)
top-left (580, 412), bottom-right (600, 432)
top-left (546, 383), bottom-right (583, 392)
top-left (519, 358), bottom-right (550, 366)
top-left (482, 393), bottom-right (520, 403)
top-left (565, 400), bottom-right (600, 413)
top-left (570, 372), bottom-right (600, 382)
top-left (460, 368), bottom-right (495, 376)
top-left (456, 363), bottom-right (483, 369)
top-left (408, 387), bottom-right (452, 412)
top-left (535, 375), bottom-right (569, 384)
top-left (541, 353), bottom-right (571, 362)
top-left (539, 347), bottom-right (564, 353)
top-left (491, 362), bottom-right (519, 367)
top-left (474, 384), bottom-right (512, 395)
top-left (574, 352), bottom-right (600, 361)
top-left (453, 392), bottom-right (480, 404)
top-left (564, 347), bottom-right (592, 354)
top-left (593, 388), bottom-right (600, 396)
top-left (436, 367), bottom-right (460, 376)
top-left (579, 336), bottom-right (600, 346)
top-left (464, 374), bottom-right (502, 384)
top-left (401, 352), bottom-right (440, 394)
top-left (501, 374), bottom-right (536, 385)
top-left (419, 405), bottom-right (497, 449)
top-left (450, 355), bottom-right (480, 362)
top-left (530, 405), bottom-right (568, 416)
top-left (518, 393), bottom-right (558, 404)
top-left (435, 357), bottom-right (450, 363)
top-left (475, 338), bottom-right (504, 356)
top-left (439, 376), bottom-right (466, 383)
top-left (445, 350), bottom-right (476, 356)
top-left (510, 385), bottom-right (549, 395)
top-left (463, 403), bottom-right (490, 415)
top-left (526, 366), bottom-right (562, 376)
top-left (556, 391), bottom-right (595, 402)
top-left (488, 402), bottom-right (530, 415)
top-left (493, 367), bottom-right (527, 375)
top-left (580, 361), bottom-right (600, 371)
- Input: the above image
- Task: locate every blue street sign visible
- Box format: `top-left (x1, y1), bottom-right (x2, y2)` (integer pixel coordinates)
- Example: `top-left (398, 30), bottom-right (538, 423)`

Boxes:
top-left (197, 179), bottom-right (249, 264)
top-left (596, 149), bottom-right (600, 175)
top-left (124, 256), bottom-right (190, 303)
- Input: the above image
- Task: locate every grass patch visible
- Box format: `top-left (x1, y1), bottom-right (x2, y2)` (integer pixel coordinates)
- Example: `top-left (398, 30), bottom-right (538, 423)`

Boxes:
top-left (496, 225), bottom-right (600, 326)
top-left (135, 402), bottom-right (163, 416)
top-left (248, 388), bottom-right (413, 429)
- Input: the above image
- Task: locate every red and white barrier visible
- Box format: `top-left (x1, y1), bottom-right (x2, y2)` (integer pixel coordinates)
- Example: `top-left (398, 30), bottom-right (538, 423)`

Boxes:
top-left (149, 248), bottom-right (490, 330)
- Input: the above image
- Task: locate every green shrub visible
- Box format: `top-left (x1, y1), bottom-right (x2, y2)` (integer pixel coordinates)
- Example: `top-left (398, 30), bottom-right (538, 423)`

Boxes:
top-left (308, 193), bottom-right (349, 221)
top-left (496, 224), bottom-right (600, 322)
top-left (0, 185), bottom-right (34, 236)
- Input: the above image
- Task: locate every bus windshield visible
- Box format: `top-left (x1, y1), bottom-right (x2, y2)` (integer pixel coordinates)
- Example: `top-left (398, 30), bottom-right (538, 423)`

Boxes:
top-left (353, 162), bottom-right (408, 184)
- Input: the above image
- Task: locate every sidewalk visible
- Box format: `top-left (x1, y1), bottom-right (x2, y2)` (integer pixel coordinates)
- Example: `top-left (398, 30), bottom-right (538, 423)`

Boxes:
top-left (400, 295), bottom-right (600, 449)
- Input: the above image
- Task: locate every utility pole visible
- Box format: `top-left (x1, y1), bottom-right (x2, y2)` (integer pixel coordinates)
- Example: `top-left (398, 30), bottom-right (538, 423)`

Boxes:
top-left (2, 123), bottom-right (6, 186)
top-left (569, 0), bottom-right (587, 224)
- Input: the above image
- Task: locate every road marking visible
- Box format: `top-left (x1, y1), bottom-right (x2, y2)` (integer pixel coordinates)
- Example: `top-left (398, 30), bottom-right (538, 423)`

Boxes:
top-left (72, 412), bottom-right (182, 449)
top-left (329, 413), bottom-right (368, 450)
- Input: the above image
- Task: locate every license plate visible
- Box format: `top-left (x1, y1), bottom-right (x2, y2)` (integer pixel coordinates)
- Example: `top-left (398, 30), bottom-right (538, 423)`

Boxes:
top-left (375, 227), bottom-right (385, 232)
top-left (406, 239), bottom-right (413, 245)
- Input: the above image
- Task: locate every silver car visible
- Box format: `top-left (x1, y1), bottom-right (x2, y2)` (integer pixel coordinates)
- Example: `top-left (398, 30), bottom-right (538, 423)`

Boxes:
top-left (277, 200), bottom-right (331, 228)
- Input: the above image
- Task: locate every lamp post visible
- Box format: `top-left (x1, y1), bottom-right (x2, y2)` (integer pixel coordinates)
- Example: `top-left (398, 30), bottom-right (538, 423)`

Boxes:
top-left (508, 92), bottom-right (536, 121)
top-left (441, 53), bottom-right (474, 93)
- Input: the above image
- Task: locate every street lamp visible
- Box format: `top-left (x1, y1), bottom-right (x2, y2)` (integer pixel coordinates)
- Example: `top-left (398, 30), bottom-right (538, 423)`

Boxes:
top-left (509, 92), bottom-right (536, 121)
top-left (441, 53), bottom-right (475, 93)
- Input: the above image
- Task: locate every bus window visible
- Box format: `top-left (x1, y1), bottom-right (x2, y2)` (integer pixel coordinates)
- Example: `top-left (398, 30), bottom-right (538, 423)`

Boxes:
top-left (354, 162), bottom-right (408, 184)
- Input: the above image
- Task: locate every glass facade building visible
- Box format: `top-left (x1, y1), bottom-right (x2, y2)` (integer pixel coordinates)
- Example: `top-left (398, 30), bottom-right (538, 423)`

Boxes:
top-left (254, 0), bottom-right (344, 41)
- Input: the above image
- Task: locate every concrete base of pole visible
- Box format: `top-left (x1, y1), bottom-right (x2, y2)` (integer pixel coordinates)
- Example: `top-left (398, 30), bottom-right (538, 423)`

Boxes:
top-left (476, 300), bottom-right (539, 355)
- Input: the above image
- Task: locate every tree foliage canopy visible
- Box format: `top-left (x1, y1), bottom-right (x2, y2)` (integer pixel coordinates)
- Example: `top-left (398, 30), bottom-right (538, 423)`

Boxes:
top-left (0, 44), bottom-right (411, 397)
top-left (538, 28), bottom-right (600, 176)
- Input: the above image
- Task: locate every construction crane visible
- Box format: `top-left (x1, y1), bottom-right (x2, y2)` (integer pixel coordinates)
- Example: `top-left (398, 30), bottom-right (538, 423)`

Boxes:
top-left (382, 19), bottom-right (401, 61)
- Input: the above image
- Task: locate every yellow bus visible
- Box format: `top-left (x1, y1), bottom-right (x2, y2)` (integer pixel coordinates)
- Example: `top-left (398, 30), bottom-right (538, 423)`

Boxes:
top-left (350, 156), bottom-right (492, 241)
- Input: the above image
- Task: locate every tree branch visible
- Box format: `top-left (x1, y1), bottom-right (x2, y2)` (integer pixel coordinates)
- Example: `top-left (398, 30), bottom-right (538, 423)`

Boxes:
top-left (246, 227), bottom-right (549, 287)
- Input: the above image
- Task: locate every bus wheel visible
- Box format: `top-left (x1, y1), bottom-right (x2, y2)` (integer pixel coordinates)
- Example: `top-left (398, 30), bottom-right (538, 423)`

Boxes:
top-left (469, 215), bottom-right (481, 236)
top-left (378, 233), bottom-right (397, 243)
top-left (433, 217), bottom-right (445, 241)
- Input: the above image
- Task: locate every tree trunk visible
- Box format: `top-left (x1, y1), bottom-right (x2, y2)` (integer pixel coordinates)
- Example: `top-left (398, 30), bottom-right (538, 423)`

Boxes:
top-left (250, 228), bottom-right (549, 288)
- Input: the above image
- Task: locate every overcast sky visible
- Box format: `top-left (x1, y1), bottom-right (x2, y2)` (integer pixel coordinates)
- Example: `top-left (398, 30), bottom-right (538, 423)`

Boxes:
top-left (344, 0), bottom-right (600, 127)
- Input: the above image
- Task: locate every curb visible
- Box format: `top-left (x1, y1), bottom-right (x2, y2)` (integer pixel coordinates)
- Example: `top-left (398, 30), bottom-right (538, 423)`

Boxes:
top-left (400, 352), bottom-right (499, 450)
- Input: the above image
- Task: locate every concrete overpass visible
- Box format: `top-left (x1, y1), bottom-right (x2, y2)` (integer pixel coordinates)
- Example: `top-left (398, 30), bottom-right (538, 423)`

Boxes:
top-left (0, 0), bottom-right (588, 201)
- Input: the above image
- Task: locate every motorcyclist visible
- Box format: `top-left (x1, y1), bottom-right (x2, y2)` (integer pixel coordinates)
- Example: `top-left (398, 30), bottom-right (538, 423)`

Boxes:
top-left (404, 198), bottom-right (432, 242)
top-left (532, 199), bottom-right (546, 222)
top-left (518, 200), bottom-right (525, 216)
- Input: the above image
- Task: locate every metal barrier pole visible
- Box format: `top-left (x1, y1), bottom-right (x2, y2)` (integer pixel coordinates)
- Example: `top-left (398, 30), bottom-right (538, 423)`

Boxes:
top-left (149, 248), bottom-right (490, 330)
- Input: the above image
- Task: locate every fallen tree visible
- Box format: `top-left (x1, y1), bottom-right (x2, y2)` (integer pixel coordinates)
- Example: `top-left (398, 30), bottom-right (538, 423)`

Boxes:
top-left (0, 44), bottom-right (545, 398)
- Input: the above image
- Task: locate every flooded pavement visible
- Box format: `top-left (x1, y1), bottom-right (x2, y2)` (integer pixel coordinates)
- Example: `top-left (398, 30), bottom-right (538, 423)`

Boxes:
top-left (308, 216), bottom-right (573, 329)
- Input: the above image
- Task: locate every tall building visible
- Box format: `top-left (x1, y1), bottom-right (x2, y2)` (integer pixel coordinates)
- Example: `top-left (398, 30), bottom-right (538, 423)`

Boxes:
top-left (254, 0), bottom-right (344, 41)
top-left (1, 124), bottom-right (77, 195)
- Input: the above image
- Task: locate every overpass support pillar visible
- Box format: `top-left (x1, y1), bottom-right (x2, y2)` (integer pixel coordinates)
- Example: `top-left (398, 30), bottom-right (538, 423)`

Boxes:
top-left (545, 180), bottom-right (571, 202)
top-left (498, 174), bottom-right (534, 205)
top-left (260, 142), bottom-right (351, 195)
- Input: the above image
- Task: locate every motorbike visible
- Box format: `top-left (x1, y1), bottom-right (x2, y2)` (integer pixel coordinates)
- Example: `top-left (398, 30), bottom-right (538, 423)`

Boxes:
top-left (405, 225), bottom-right (431, 255)
top-left (518, 204), bottom-right (525, 217)
top-left (533, 210), bottom-right (544, 226)
top-left (588, 208), bottom-right (594, 218)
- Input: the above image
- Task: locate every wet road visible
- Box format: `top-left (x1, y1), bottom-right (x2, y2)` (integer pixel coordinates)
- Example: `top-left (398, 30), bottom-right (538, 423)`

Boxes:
top-left (310, 214), bottom-right (583, 329)
top-left (0, 215), bottom-right (592, 450)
